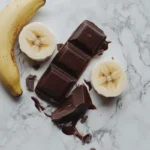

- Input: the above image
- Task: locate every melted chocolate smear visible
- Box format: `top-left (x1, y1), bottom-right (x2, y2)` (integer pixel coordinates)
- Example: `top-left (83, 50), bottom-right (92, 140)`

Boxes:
top-left (32, 63), bottom-right (40, 70)
top-left (57, 43), bottom-right (64, 51)
top-left (26, 75), bottom-right (37, 92)
top-left (84, 80), bottom-right (92, 91)
top-left (80, 115), bottom-right (88, 124)
top-left (61, 122), bottom-right (83, 140)
top-left (31, 97), bottom-right (45, 112)
top-left (44, 113), bottom-right (52, 118)
top-left (82, 134), bottom-right (92, 144)
top-left (90, 148), bottom-right (96, 150)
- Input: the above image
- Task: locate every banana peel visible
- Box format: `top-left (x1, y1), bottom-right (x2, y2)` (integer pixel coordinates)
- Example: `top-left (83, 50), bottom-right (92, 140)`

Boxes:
top-left (0, 0), bottom-right (45, 96)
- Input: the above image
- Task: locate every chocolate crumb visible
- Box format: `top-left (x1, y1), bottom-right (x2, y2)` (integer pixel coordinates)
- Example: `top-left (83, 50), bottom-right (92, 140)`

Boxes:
top-left (32, 63), bottom-right (40, 70)
top-left (90, 148), bottom-right (96, 150)
top-left (80, 115), bottom-right (88, 124)
top-left (26, 74), bottom-right (37, 91)
top-left (84, 80), bottom-right (92, 91)
top-left (27, 74), bottom-right (37, 80)
top-left (31, 97), bottom-right (45, 112)
top-left (57, 43), bottom-right (63, 51)
top-left (82, 134), bottom-right (92, 144)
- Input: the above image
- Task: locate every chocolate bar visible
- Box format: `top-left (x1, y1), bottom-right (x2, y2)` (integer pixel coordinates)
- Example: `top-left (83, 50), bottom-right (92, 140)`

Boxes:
top-left (35, 20), bottom-right (109, 104)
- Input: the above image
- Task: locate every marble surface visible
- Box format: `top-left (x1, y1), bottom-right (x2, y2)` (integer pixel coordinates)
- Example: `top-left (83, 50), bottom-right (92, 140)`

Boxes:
top-left (0, 0), bottom-right (150, 150)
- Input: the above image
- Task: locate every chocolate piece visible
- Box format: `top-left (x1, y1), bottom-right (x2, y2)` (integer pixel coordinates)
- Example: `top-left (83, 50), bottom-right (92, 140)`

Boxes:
top-left (82, 134), bottom-right (92, 144)
top-left (90, 148), bottom-right (96, 150)
top-left (26, 74), bottom-right (37, 91)
top-left (53, 43), bottom-right (90, 78)
top-left (31, 97), bottom-right (45, 112)
top-left (32, 63), bottom-right (40, 70)
top-left (36, 65), bottom-right (76, 104)
top-left (84, 80), bottom-right (92, 91)
top-left (80, 115), bottom-right (88, 124)
top-left (51, 85), bottom-right (94, 124)
top-left (70, 20), bottom-right (106, 56)
top-left (36, 20), bottom-right (109, 104)
top-left (57, 43), bottom-right (64, 51)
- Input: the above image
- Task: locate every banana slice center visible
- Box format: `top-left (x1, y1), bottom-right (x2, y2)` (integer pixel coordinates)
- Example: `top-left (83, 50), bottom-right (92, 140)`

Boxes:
top-left (98, 65), bottom-right (121, 89)
top-left (34, 38), bottom-right (41, 46)
top-left (26, 31), bottom-right (49, 52)
top-left (107, 76), bottom-right (112, 82)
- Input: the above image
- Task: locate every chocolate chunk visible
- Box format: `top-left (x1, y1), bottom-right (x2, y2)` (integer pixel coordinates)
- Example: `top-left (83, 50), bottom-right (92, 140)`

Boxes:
top-left (51, 85), bottom-right (94, 124)
top-left (80, 115), bottom-right (88, 124)
top-left (26, 74), bottom-right (37, 91)
top-left (53, 43), bottom-right (90, 78)
top-left (35, 20), bottom-right (109, 105)
top-left (70, 20), bottom-right (106, 57)
top-left (31, 96), bottom-right (45, 112)
top-left (27, 74), bottom-right (37, 80)
top-left (82, 134), bottom-right (92, 144)
top-left (36, 65), bottom-right (76, 104)
top-left (84, 80), bottom-right (92, 91)
top-left (90, 148), bottom-right (96, 150)
top-left (57, 43), bottom-right (64, 51)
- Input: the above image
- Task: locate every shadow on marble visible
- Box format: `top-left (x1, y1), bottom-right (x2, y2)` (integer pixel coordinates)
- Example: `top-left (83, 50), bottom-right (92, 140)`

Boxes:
top-left (100, 96), bottom-right (116, 106)
top-left (0, 85), bottom-right (23, 103)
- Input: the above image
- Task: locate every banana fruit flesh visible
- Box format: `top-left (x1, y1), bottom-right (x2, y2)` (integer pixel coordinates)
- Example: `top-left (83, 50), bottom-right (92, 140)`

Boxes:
top-left (0, 0), bottom-right (45, 96)
top-left (19, 22), bottom-right (56, 61)
top-left (91, 60), bottom-right (127, 97)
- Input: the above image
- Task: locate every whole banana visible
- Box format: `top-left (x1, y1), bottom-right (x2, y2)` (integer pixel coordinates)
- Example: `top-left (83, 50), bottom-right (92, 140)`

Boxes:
top-left (0, 0), bottom-right (45, 96)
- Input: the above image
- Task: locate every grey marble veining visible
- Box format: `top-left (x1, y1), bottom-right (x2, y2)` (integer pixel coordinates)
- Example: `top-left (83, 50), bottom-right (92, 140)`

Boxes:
top-left (0, 0), bottom-right (150, 150)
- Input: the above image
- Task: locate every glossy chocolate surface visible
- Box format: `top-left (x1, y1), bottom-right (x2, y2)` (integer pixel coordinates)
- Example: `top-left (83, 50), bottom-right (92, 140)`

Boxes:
top-left (36, 65), bottom-right (76, 104)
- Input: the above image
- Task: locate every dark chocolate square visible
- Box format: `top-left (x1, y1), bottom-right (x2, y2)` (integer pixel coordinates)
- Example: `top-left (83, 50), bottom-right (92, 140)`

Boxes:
top-left (69, 20), bottom-right (106, 56)
top-left (35, 65), bottom-right (76, 104)
top-left (53, 43), bottom-right (90, 78)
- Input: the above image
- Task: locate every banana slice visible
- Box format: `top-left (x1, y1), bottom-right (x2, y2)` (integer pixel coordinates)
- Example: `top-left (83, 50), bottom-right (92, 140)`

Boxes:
top-left (91, 60), bottom-right (127, 97)
top-left (19, 22), bottom-right (56, 61)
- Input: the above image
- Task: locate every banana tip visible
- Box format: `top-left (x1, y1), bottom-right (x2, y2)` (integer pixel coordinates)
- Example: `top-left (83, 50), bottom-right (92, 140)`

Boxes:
top-left (15, 91), bottom-right (23, 97)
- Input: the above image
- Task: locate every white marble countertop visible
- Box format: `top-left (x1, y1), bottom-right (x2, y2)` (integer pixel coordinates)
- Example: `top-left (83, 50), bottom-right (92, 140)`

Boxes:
top-left (1, 0), bottom-right (150, 150)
